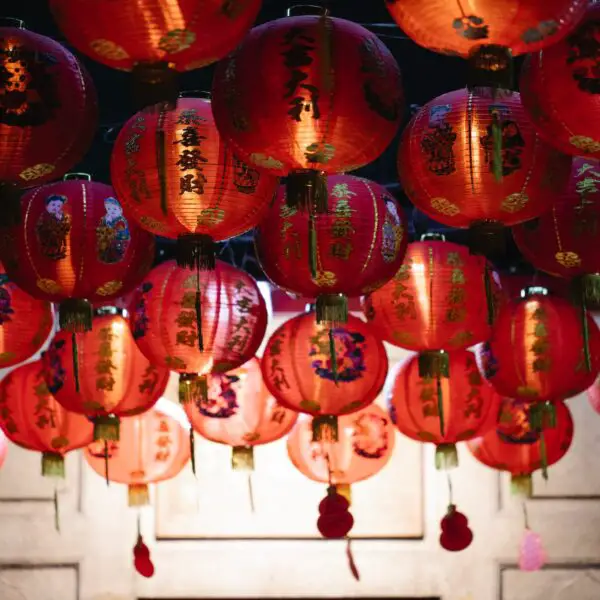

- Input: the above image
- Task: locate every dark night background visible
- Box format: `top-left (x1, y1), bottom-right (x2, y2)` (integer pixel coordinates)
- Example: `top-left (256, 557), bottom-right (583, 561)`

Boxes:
top-left (8, 0), bottom-right (532, 278)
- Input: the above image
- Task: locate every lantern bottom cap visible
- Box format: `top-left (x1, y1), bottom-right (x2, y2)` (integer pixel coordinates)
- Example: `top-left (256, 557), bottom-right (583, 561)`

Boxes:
top-left (128, 483), bottom-right (150, 506)
top-left (435, 443), bottom-right (458, 471)
top-left (511, 474), bottom-right (533, 498)
top-left (93, 415), bottom-right (120, 441)
top-left (42, 452), bottom-right (65, 478)
top-left (176, 233), bottom-right (216, 271)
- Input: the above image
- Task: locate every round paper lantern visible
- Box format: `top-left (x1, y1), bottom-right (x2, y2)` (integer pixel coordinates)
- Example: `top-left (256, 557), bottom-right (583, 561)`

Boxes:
top-left (184, 357), bottom-right (297, 469)
top-left (467, 397), bottom-right (573, 496)
top-left (512, 157), bottom-right (600, 301)
top-left (520, 4), bottom-right (600, 158)
top-left (363, 236), bottom-right (499, 375)
top-left (387, 349), bottom-right (501, 469)
top-left (287, 403), bottom-right (395, 486)
top-left (111, 95), bottom-right (279, 270)
top-left (130, 260), bottom-right (267, 400)
top-left (0, 429), bottom-right (7, 471)
top-left (0, 360), bottom-right (93, 476)
top-left (49, 0), bottom-right (261, 104)
top-left (42, 309), bottom-right (170, 441)
top-left (255, 175), bottom-right (408, 324)
top-left (84, 405), bottom-right (190, 505)
top-left (262, 310), bottom-right (388, 440)
top-left (0, 260), bottom-right (53, 368)
top-left (0, 20), bottom-right (97, 197)
top-left (480, 286), bottom-right (600, 403)
top-left (399, 88), bottom-right (571, 248)
top-left (0, 175), bottom-right (156, 331)
top-left (212, 7), bottom-right (403, 212)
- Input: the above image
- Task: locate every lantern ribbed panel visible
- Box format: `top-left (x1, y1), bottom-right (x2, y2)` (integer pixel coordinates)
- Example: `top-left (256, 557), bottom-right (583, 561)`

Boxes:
top-left (183, 357), bottom-right (297, 446)
top-left (385, 0), bottom-right (587, 58)
top-left (480, 292), bottom-right (600, 402)
top-left (512, 157), bottom-right (600, 279)
top-left (364, 240), bottom-right (498, 350)
top-left (0, 26), bottom-right (97, 186)
top-left (111, 97), bottom-right (279, 240)
top-left (0, 179), bottom-right (155, 304)
top-left (255, 175), bottom-right (408, 297)
top-left (467, 398), bottom-right (573, 476)
top-left (287, 404), bottom-right (395, 485)
top-left (49, 0), bottom-right (261, 71)
top-left (211, 14), bottom-right (403, 176)
top-left (520, 5), bottom-right (600, 158)
top-left (399, 88), bottom-right (571, 228)
top-left (387, 349), bottom-right (501, 445)
top-left (261, 311), bottom-right (388, 417)
top-left (0, 360), bottom-right (93, 454)
top-left (0, 261), bottom-right (53, 368)
top-left (42, 314), bottom-right (170, 418)
top-left (131, 260), bottom-right (267, 375)
top-left (84, 408), bottom-right (190, 484)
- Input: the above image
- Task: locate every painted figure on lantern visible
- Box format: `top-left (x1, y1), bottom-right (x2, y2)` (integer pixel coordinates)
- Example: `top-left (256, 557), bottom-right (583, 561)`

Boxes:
top-left (309, 328), bottom-right (366, 383)
top-left (567, 19), bottom-right (600, 94)
top-left (36, 194), bottom-right (71, 260)
top-left (0, 275), bottom-right (14, 324)
top-left (96, 197), bottom-right (131, 264)
top-left (196, 373), bottom-right (241, 419)
top-left (43, 339), bottom-right (67, 395)
top-left (131, 282), bottom-right (153, 339)
top-left (382, 197), bottom-right (404, 262)
top-left (480, 113), bottom-right (525, 176)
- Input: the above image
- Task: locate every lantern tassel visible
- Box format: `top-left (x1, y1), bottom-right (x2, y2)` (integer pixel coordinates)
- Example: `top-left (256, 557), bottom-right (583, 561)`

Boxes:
top-left (539, 430), bottom-right (548, 481)
top-left (104, 440), bottom-right (110, 487)
top-left (346, 538), bottom-right (360, 581)
top-left (285, 169), bottom-right (328, 214)
top-left (176, 233), bottom-right (216, 271)
top-left (128, 483), bottom-right (150, 507)
top-left (195, 278), bottom-right (204, 352)
top-left (468, 219), bottom-right (506, 259)
top-left (308, 212), bottom-right (318, 280)
top-left (59, 299), bottom-right (93, 333)
top-left (178, 373), bottom-right (208, 405)
top-left (511, 474), bottom-right (533, 498)
top-left (131, 62), bottom-right (179, 111)
top-left (435, 443), bottom-right (458, 470)
top-left (467, 44), bottom-right (513, 91)
top-left (189, 428), bottom-right (196, 476)
top-left (93, 415), bottom-right (120, 442)
top-left (232, 446), bottom-right (254, 471)
top-left (316, 294), bottom-right (348, 326)
top-left (484, 262), bottom-right (496, 325)
top-left (491, 108), bottom-right (503, 183)
top-left (579, 284), bottom-right (592, 373)
top-left (0, 182), bottom-right (23, 226)
top-left (54, 487), bottom-right (60, 533)
top-left (72, 332), bottom-right (80, 393)
top-left (436, 375), bottom-right (445, 437)
top-left (156, 115), bottom-right (168, 216)
top-left (418, 350), bottom-right (449, 379)
top-left (329, 327), bottom-right (339, 386)
top-left (580, 273), bottom-right (600, 308)
top-left (312, 415), bottom-right (338, 442)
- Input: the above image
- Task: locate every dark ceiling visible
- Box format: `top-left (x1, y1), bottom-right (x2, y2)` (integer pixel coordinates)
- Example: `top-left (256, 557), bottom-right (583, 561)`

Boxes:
top-left (8, 0), bottom-right (530, 277)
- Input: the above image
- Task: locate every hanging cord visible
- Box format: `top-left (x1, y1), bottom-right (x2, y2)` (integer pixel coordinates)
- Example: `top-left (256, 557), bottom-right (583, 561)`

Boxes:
top-left (522, 501), bottom-right (530, 530)
top-left (54, 484), bottom-right (60, 532)
top-left (104, 439), bottom-right (110, 486)
top-left (447, 471), bottom-right (454, 505)
top-left (72, 332), bottom-right (80, 393)
top-left (189, 427), bottom-right (196, 476)
top-left (247, 473), bottom-right (255, 513)
top-left (195, 262), bottom-right (204, 352)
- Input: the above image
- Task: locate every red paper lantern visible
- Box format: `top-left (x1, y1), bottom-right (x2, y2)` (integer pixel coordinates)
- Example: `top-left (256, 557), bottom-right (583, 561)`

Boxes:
top-left (50, 0), bottom-right (261, 72)
top-left (42, 310), bottom-right (170, 441)
top-left (212, 8), bottom-right (403, 211)
top-left (183, 356), bottom-right (297, 468)
top-left (130, 259), bottom-right (267, 399)
top-left (85, 405), bottom-right (190, 505)
top-left (0, 260), bottom-right (53, 368)
top-left (0, 360), bottom-right (93, 476)
top-left (0, 20), bottom-right (97, 194)
top-left (111, 96), bottom-right (279, 270)
top-left (480, 287), bottom-right (600, 403)
top-left (520, 5), bottom-right (600, 158)
top-left (399, 88), bottom-right (571, 247)
top-left (262, 310), bottom-right (388, 439)
top-left (287, 403), bottom-right (395, 485)
top-left (0, 175), bottom-right (156, 331)
top-left (255, 175), bottom-right (408, 324)
top-left (363, 237), bottom-right (499, 375)
top-left (387, 349), bottom-right (501, 469)
top-left (467, 397), bottom-right (573, 496)
top-left (512, 157), bottom-right (600, 302)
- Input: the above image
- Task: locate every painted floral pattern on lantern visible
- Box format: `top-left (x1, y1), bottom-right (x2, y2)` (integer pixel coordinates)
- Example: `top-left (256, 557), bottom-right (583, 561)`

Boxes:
top-left (479, 341), bottom-right (499, 379)
top-left (566, 19), bottom-right (600, 94)
top-left (480, 109), bottom-right (526, 176)
top-left (132, 282), bottom-right (153, 339)
top-left (521, 20), bottom-right (559, 44)
top-left (352, 412), bottom-right (390, 459)
top-left (309, 328), bottom-right (366, 383)
top-left (452, 15), bottom-right (489, 41)
top-left (196, 374), bottom-right (240, 419)
top-left (36, 194), bottom-right (72, 260)
top-left (422, 104), bottom-right (456, 176)
top-left (0, 274), bottom-right (14, 324)
top-left (96, 197), bottom-right (130, 264)
top-left (43, 339), bottom-right (67, 394)
top-left (232, 156), bottom-right (260, 194)
top-left (381, 197), bottom-right (404, 262)
top-left (496, 399), bottom-right (540, 445)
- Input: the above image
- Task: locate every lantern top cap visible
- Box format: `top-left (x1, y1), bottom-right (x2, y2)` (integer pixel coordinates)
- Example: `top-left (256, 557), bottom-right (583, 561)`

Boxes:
top-left (420, 232), bottom-right (446, 242)
top-left (0, 18), bottom-right (25, 29)
top-left (286, 5), bottom-right (330, 17)
top-left (520, 286), bottom-right (549, 299)
top-left (63, 173), bottom-right (92, 181)
top-left (179, 90), bottom-right (211, 100)
top-left (94, 306), bottom-right (127, 318)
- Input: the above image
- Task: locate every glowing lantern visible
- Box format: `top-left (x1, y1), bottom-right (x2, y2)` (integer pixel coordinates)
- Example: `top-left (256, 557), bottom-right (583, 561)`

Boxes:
top-left (183, 357), bottom-right (297, 469)
top-left (387, 349), bottom-right (501, 469)
top-left (262, 310), bottom-right (388, 440)
top-left (212, 7), bottom-right (403, 212)
top-left (0, 174), bottom-right (155, 332)
top-left (255, 175), bottom-right (408, 324)
top-left (0, 360), bottom-right (93, 477)
top-left (111, 95), bottom-right (279, 270)
top-left (42, 309), bottom-right (170, 441)
top-left (399, 88), bottom-right (571, 250)
top-left (480, 286), bottom-right (600, 403)
top-left (84, 405), bottom-right (190, 505)
top-left (130, 260), bottom-right (267, 402)
top-left (467, 398), bottom-right (573, 496)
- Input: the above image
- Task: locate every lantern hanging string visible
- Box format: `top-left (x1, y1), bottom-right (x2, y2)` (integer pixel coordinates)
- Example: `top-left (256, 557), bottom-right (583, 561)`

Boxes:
top-left (54, 485), bottom-right (60, 533)
top-left (104, 439), bottom-right (110, 487)
top-left (195, 263), bottom-right (204, 352)
top-left (189, 427), bottom-right (196, 476)
top-left (72, 332), bottom-right (80, 393)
